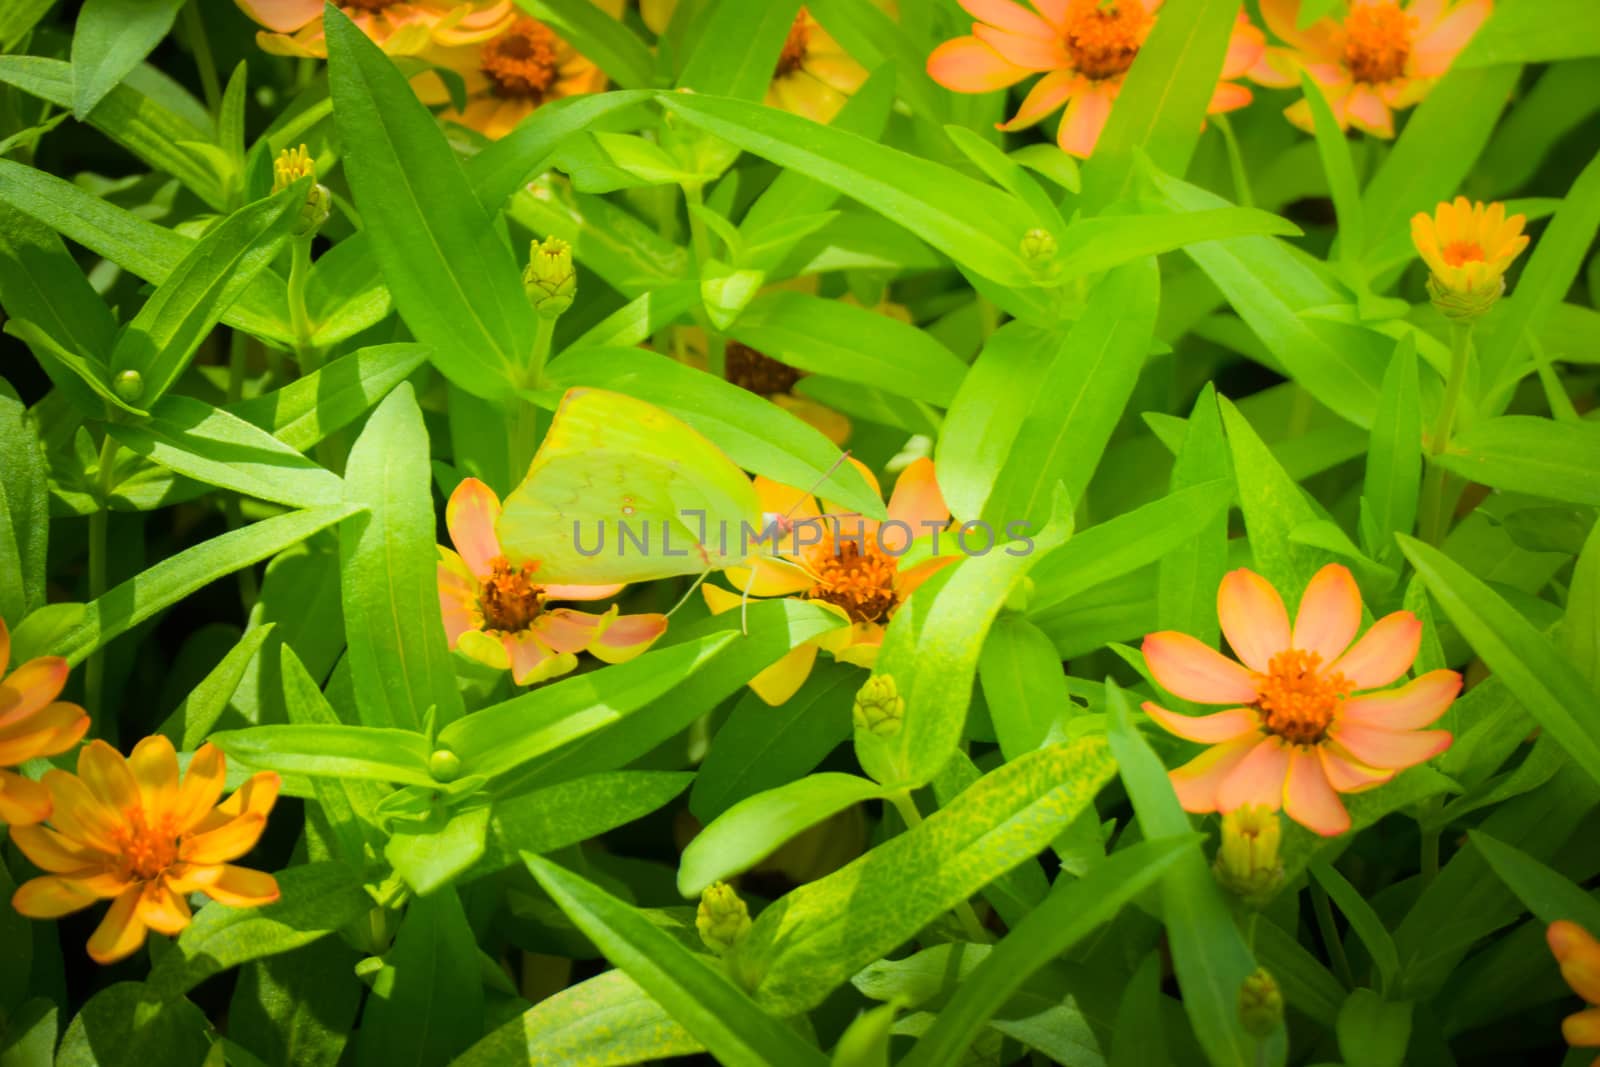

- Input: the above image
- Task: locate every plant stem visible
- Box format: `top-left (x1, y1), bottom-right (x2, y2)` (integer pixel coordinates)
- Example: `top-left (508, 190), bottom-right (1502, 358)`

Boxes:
top-left (527, 316), bottom-right (556, 389)
top-left (1311, 879), bottom-right (1356, 988)
top-left (223, 331), bottom-right (260, 609)
top-left (1417, 320), bottom-right (1474, 546)
top-left (84, 434), bottom-right (120, 741)
top-left (181, 0), bottom-right (222, 114)
top-left (287, 236), bottom-right (316, 358)
top-left (1213, 113), bottom-right (1254, 209)
top-left (889, 791), bottom-right (990, 944)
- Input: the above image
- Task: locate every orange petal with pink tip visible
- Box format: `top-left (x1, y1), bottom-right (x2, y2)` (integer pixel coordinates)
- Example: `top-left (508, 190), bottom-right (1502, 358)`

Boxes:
top-left (1222, 16), bottom-right (1266, 78)
top-left (886, 459), bottom-right (949, 542)
top-left (1057, 87), bottom-right (1115, 157)
top-left (1411, 0), bottom-right (1490, 76)
top-left (182, 813), bottom-right (268, 865)
top-left (958, 0), bottom-right (1055, 35)
top-left (1292, 563), bottom-right (1363, 663)
top-left (1345, 85), bottom-right (1394, 138)
top-left (927, 36), bottom-right (1031, 93)
top-left (0, 770), bottom-right (53, 826)
top-left (748, 641), bottom-right (819, 706)
top-left (1168, 734), bottom-right (1262, 813)
top-left (1218, 569), bottom-right (1290, 673)
top-left (1326, 722), bottom-right (1450, 770)
top-left (533, 609), bottom-right (608, 655)
top-left (1340, 670), bottom-right (1461, 731)
top-left (233, 0), bottom-right (323, 34)
top-left (503, 632), bottom-right (577, 686)
top-left (78, 741), bottom-right (141, 815)
top-left (438, 562), bottom-right (480, 648)
top-left (1218, 737), bottom-right (1292, 812)
top-left (1208, 81), bottom-right (1253, 113)
top-left (1319, 746), bottom-right (1394, 793)
top-left (0, 656), bottom-right (70, 729)
top-left (1283, 747), bottom-right (1350, 836)
top-left (1332, 611), bottom-right (1422, 689)
top-left (1142, 702), bottom-right (1259, 744)
top-left (446, 478), bottom-right (504, 577)
top-left (1142, 632), bottom-right (1258, 705)
top-left (11, 875), bottom-right (99, 918)
top-left (137, 880), bottom-right (192, 936)
top-left (9, 822), bottom-right (98, 872)
top-left (203, 865), bottom-right (280, 908)
top-left (972, 23), bottom-right (1069, 70)
top-left (589, 614), bottom-right (668, 665)
top-left (88, 885), bottom-right (149, 964)
top-left (172, 744), bottom-right (227, 834)
top-left (1258, 0), bottom-right (1344, 60)
top-left (542, 581), bottom-right (626, 602)
top-left (999, 69), bottom-right (1078, 130)
top-left (0, 702), bottom-right (89, 765)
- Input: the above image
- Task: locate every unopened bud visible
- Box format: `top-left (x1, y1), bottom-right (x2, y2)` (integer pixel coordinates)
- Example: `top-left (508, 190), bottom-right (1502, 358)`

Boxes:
top-left (428, 749), bottom-right (462, 783)
top-left (113, 369), bottom-right (144, 403)
top-left (853, 674), bottom-right (904, 737)
top-left (1213, 805), bottom-right (1283, 908)
top-left (696, 881), bottom-right (750, 955)
top-left (1237, 968), bottom-right (1283, 1037)
top-left (1021, 227), bottom-right (1057, 263)
top-left (1427, 273), bottom-right (1503, 321)
top-left (524, 236), bottom-right (576, 319)
top-left (273, 145), bottom-right (330, 237)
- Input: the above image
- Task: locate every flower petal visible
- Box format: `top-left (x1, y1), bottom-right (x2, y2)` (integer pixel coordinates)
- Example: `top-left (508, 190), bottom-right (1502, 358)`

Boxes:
top-left (1142, 631), bottom-right (1258, 705)
top-left (11, 875), bottom-right (99, 918)
top-left (503, 632), bottom-right (577, 686)
top-left (927, 36), bottom-right (1031, 93)
top-left (748, 642), bottom-right (818, 706)
top-left (0, 769), bottom-right (53, 824)
top-left (1283, 746), bottom-right (1351, 836)
top-left (972, 23), bottom-right (1069, 71)
top-left (1411, 0), bottom-right (1491, 77)
top-left (446, 477), bottom-right (504, 577)
top-left (885, 459), bottom-right (949, 546)
top-left (1168, 734), bottom-right (1263, 813)
top-left (137, 879), bottom-right (192, 936)
top-left (959, 0), bottom-right (1056, 35)
top-left (202, 865), bottom-right (280, 908)
top-left (0, 702), bottom-right (90, 766)
top-left (589, 613), bottom-right (669, 664)
top-left (532, 608), bottom-right (607, 655)
top-left (128, 734), bottom-right (180, 822)
top-left (232, 0), bottom-right (323, 34)
top-left (1345, 84), bottom-right (1395, 138)
top-left (1319, 746), bottom-right (1395, 793)
top-left (172, 744), bottom-right (227, 834)
top-left (1563, 1005), bottom-right (1600, 1046)
top-left (78, 740), bottom-right (142, 814)
top-left (1218, 737), bottom-right (1292, 812)
top-left (1326, 721), bottom-right (1451, 770)
top-left (1339, 670), bottom-right (1461, 730)
top-left (1549, 921), bottom-right (1600, 1005)
top-left (1143, 702), bottom-right (1259, 744)
top-left (0, 656), bottom-right (70, 730)
top-left (1057, 87), bottom-right (1115, 158)
top-left (87, 885), bottom-right (150, 964)
top-left (43, 771), bottom-right (123, 852)
top-left (9, 822), bottom-right (98, 872)
top-left (0, 617), bottom-right (9, 674)
top-left (998, 69), bottom-right (1079, 130)
top-left (1290, 563), bottom-right (1363, 663)
top-left (1331, 611), bottom-right (1422, 689)
top-left (541, 581), bottom-right (626, 602)
top-left (181, 813), bottom-right (267, 865)
top-left (1218, 569), bottom-right (1291, 673)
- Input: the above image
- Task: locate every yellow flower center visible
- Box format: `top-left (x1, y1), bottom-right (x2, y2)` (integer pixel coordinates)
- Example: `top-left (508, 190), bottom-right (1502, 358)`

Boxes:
top-left (482, 18), bottom-right (560, 100)
top-left (725, 341), bottom-right (803, 396)
top-left (1253, 649), bottom-right (1351, 746)
top-left (113, 808), bottom-right (180, 882)
top-left (776, 10), bottom-right (811, 78)
top-left (1441, 239), bottom-right (1486, 266)
top-left (806, 536), bottom-right (899, 624)
top-left (1061, 0), bottom-right (1150, 81)
top-left (479, 556), bottom-right (544, 633)
top-left (1342, 1), bottom-right (1413, 84)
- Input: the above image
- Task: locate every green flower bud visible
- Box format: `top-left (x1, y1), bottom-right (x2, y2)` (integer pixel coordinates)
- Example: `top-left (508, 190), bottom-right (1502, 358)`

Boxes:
top-left (696, 881), bottom-right (751, 956)
top-left (1021, 227), bottom-right (1058, 263)
top-left (524, 236), bottom-right (576, 319)
top-left (1238, 968), bottom-right (1283, 1038)
top-left (112, 369), bottom-right (145, 404)
top-left (1212, 804), bottom-right (1284, 909)
top-left (1427, 272), bottom-right (1503, 321)
top-left (853, 674), bottom-right (904, 737)
top-left (428, 749), bottom-right (462, 783)
top-left (273, 145), bottom-right (331, 238)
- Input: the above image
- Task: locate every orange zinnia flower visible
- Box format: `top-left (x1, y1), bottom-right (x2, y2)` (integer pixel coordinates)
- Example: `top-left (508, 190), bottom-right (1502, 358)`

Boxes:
top-left (0, 617), bottom-right (90, 826)
top-left (927, 0), bottom-right (1265, 157)
top-left (438, 478), bottom-right (668, 685)
top-left (235, 0), bottom-right (516, 58)
top-left (1255, 0), bottom-right (1492, 137)
top-left (1550, 921), bottom-right (1600, 1066)
top-left (1411, 197), bottom-right (1529, 299)
top-left (10, 737), bottom-right (279, 964)
top-left (1141, 564), bottom-right (1458, 837)
top-left (703, 458), bottom-right (956, 705)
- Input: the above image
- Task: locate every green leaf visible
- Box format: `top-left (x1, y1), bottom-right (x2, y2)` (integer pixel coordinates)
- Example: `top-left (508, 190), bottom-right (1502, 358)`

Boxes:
top-left (357, 889), bottom-right (484, 1067)
top-left (106, 396), bottom-right (342, 509)
top-left (523, 853), bottom-right (832, 1067)
top-left (467, 90), bottom-right (656, 211)
top-left (675, 0), bottom-right (803, 101)
top-left (726, 291), bottom-right (968, 407)
top-left (679, 773), bottom-right (886, 897)
top-left (70, 0), bottom-right (184, 118)
top-left (899, 836), bottom-right (1192, 1067)
top-left (539, 345), bottom-right (882, 517)
top-left (210, 723), bottom-right (436, 786)
top-left (517, 0), bottom-right (655, 89)
top-left (1106, 680), bottom-right (1280, 1067)
top-left (1053, 208), bottom-right (1302, 282)
top-left (1157, 385), bottom-right (1231, 646)
top-left (1434, 415), bottom-right (1600, 506)
top-left (1399, 535), bottom-right (1600, 791)
top-left (56, 984), bottom-right (209, 1067)
top-left (739, 738), bottom-right (1116, 1016)
top-left (977, 614), bottom-right (1066, 763)
top-left (49, 504), bottom-right (358, 666)
top-left (1362, 336), bottom-right (1421, 560)
top-left (340, 383), bottom-right (465, 732)
top-left (1336, 990), bottom-right (1411, 1067)
top-left (0, 380), bottom-right (48, 620)
top-left (829, 1002), bottom-right (896, 1067)
top-left (1220, 397), bottom-right (1326, 596)
top-left (228, 937), bottom-right (362, 1067)
top-left (481, 771), bottom-right (693, 871)
top-left (1458, 0), bottom-right (1600, 65)
top-left (385, 795), bottom-right (492, 895)
top-left (0, 0), bottom-right (54, 48)
top-left (1469, 830), bottom-right (1600, 931)
top-left (804, 0), bottom-right (945, 122)
top-left (156, 623), bottom-right (277, 750)
top-left (657, 91), bottom-right (1040, 288)
top-left (228, 343), bottom-right (431, 454)
top-left (1300, 71), bottom-right (1364, 264)
top-left (326, 4), bottom-right (531, 400)
top-left (984, 259), bottom-right (1159, 528)
top-left (147, 863), bottom-right (371, 1001)
top-left (1310, 861), bottom-right (1400, 994)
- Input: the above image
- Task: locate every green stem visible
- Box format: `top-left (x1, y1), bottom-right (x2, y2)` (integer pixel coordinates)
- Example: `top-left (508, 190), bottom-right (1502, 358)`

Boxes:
top-left (527, 316), bottom-right (556, 389)
top-left (1311, 879), bottom-right (1356, 988)
top-left (84, 434), bottom-right (120, 741)
top-left (180, 0), bottom-right (222, 114)
top-left (287, 236), bottom-right (315, 357)
top-left (1212, 113), bottom-right (1254, 209)
top-left (1417, 320), bottom-right (1474, 546)
top-left (889, 791), bottom-right (989, 944)
top-left (224, 332), bottom-right (260, 609)
top-left (682, 183), bottom-right (726, 379)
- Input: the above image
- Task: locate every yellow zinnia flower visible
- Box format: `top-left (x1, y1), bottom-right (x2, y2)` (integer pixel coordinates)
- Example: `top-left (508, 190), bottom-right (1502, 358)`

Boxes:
top-left (10, 737), bottom-right (280, 964)
top-left (235, 0), bottom-right (516, 58)
top-left (1411, 197), bottom-right (1530, 307)
top-left (0, 616), bottom-right (90, 826)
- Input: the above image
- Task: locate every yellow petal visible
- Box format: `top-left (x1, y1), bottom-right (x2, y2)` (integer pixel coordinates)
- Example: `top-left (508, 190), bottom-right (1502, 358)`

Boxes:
top-left (201, 865), bottom-right (280, 908)
top-left (12, 874), bottom-right (99, 918)
top-left (87, 885), bottom-right (149, 964)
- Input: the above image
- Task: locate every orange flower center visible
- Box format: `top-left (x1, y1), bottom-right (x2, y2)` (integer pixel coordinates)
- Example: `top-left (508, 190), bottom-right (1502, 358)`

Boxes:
top-left (725, 341), bottom-right (803, 396)
top-left (1253, 649), bottom-right (1351, 746)
top-left (1441, 239), bottom-right (1486, 266)
top-left (1342, 2), bottom-right (1413, 84)
top-left (113, 808), bottom-right (180, 882)
top-left (776, 10), bottom-right (811, 77)
top-left (482, 18), bottom-right (560, 100)
top-left (1061, 0), bottom-right (1150, 81)
top-left (806, 535), bottom-right (898, 624)
top-left (479, 556), bottom-right (544, 633)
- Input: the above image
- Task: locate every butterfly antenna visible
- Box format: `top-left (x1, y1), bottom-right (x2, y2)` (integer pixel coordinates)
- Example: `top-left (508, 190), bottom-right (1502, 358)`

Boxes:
top-left (738, 559), bottom-right (761, 636)
top-left (665, 566), bottom-right (714, 618)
